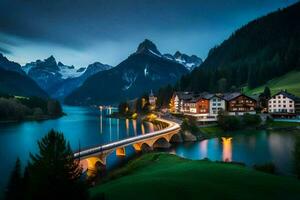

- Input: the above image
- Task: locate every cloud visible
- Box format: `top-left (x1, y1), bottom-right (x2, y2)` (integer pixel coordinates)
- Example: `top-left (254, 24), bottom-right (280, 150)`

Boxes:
top-left (0, 0), bottom-right (297, 66)
top-left (0, 46), bottom-right (11, 54)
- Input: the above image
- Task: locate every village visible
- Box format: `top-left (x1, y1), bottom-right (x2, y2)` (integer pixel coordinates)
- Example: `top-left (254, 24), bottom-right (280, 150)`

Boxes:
top-left (168, 90), bottom-right (300, 122)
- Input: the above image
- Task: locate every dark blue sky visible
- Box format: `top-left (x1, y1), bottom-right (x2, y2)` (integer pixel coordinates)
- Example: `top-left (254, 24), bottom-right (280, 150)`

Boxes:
top-left (0, 0), bottom-right (297, 67)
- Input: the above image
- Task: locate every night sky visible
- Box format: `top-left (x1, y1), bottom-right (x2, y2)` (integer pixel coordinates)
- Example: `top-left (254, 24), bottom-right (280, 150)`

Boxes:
top-left (0, 0), bottom-right (297, 67)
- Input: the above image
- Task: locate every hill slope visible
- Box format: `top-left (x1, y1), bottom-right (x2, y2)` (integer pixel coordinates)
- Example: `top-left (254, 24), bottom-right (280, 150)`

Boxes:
top-left (0, 68), bottom-right (48, 98)
top-left (90, 153), bottom-right (300, 200)
top-left (65, 39), bottom-right (188, 105)
top-left (176, 2), bottom-right (300, 93)
top-left (245, 70), bottom-right (300, 96)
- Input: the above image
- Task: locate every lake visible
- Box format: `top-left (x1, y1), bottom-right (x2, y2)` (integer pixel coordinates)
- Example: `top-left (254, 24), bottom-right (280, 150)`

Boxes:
top-left (0, 106), bottom-right (157, 195)
top-left (0, 106), bottom-right (299, 196)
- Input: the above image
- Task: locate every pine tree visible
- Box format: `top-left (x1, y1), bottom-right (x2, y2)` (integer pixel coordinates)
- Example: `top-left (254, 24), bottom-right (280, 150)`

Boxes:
top-left (263, 86), bottom-right (271, 99)
top-left (27, 130), bottom-right (88, 200)
top-left (5, 158), bottom-right (23, 200)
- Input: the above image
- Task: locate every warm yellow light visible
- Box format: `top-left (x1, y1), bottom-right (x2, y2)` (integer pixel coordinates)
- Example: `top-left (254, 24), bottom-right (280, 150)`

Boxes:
top-left (147, 113), bottom-right (157, 121)
top-left (222, 137), bottom-right (232, 162)
top-left (132, 113), bottom-right (138, 119)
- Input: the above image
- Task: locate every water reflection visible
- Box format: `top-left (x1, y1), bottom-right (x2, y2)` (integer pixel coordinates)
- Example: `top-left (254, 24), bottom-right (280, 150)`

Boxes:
top-left (132, 120), bottom-right (137, 136)
top-left (222, 137), bottom-right (232, 162)
top-left (117, 119), bottom-right (119, 140)
top-left (100, 115), bottom-right (103, 134)
top-left (199, 140), bottom-right (208, 158)
top-left (147, 122), bottom-right (155, 133)
top-left (141, 123), bottom-right (145, 135)
top-left (126, 119), bottom-right (129, 136)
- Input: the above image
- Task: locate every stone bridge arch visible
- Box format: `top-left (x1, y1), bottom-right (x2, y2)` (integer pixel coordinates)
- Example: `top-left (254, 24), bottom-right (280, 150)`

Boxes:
top-left (153, 137), bottom-right (171, 149)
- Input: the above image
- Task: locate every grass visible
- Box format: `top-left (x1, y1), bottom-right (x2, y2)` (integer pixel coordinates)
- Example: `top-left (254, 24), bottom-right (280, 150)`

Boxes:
top-left (267, 121), bottom-right (300, 128)
top-left (245, 70), bottom-right (300, 96)
top-left (90, 153), bottom-right (300, 200)
top-left (199, 125), bottom-right (225, 138)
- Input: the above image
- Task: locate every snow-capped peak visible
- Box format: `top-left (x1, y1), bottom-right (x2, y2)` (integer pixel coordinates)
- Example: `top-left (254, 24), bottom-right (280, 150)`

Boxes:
top-left (163, 51), bottom-right (203, 71)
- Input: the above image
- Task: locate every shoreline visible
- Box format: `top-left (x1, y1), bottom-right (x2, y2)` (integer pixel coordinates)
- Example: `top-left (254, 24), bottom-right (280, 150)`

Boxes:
top-left (0, 113), bottom-right (66, 124)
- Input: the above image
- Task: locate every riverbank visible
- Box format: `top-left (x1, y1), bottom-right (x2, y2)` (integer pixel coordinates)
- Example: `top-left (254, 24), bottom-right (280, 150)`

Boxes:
top-left (195, 120), bottom-right (300, 140)
top-left (90, 153), bottom-right (300, 200)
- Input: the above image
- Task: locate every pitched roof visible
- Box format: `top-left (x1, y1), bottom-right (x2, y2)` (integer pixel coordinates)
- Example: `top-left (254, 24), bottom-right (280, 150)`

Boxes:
top-left (174, 92), bottom-right (194, 101)
top-left (272, 90), bottom-right (300, 101)
top-left (189, 92), bottom-right (213, 102)
top-left (222, 92), bottom-right (242, 101)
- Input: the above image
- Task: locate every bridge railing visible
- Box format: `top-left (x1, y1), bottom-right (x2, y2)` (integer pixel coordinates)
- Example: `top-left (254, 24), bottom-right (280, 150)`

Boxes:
top-left (74, 118), bottom-right (180, 158)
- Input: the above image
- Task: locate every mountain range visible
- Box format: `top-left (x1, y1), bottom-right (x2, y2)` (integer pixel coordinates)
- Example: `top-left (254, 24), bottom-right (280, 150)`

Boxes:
top-left (164, 51), bottom-right (202, 71)
top-left (0, 39), bottom-right (200, 103)
top-left (22, 56), bottom-right (112, 98)
top-left (65, 39), bottom-right (189, 105)
top-left (0, 54), bottom-right (48, 98)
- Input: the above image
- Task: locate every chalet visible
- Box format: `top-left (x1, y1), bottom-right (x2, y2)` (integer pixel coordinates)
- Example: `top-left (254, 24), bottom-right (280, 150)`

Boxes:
top-left (172, 92), bottom-right (194, 113)
top-left (188, 93), bottom-right (212, 115)
top-left (223, 93), bottom-right (257, 116)
top-left (268, 90), bottom-right (300, 117)
top-left (209, 94), bottom-right (226, 116)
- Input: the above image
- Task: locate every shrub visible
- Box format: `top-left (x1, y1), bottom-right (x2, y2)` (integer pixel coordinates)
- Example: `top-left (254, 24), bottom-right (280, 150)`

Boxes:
top-left (218, 115), bottom-right (241, 131)
top-left (181, 118), bottom-right (199, 134)
top-left (253, 163), bottom-right (276, 174)
top-left (242, 114), bottom-right (262, 126)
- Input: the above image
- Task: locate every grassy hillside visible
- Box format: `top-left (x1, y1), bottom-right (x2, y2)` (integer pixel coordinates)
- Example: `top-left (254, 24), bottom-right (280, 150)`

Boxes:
top-left (245, 70), bottom-right (300, 96)
top-left (90, 153), bottom-right (300, 200)
top-left (163, 2), bottom-right (300, 96)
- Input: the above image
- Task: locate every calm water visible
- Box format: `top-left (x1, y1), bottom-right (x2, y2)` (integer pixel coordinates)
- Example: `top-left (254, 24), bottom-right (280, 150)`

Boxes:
top-left (0, 106), bottom-right (299, 195)
top-left (168, 130), bottom-right (300, 175)
top-left (0, 106), bottom-right (157, 194)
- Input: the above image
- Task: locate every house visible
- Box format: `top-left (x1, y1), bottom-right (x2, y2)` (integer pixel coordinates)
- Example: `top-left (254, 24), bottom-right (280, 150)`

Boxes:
top-left (188, 93), bottom-right (212, 114)
top-left (268, 90), bottom-right (300, 116)
top-left (183, 92), bottom-right (217, 122)
top-left (223, 93), bottom-right (257, 116)
top-left (209, 94), bottom-right (226, 116)
top-left (171, 92), bottom-right (194, 113)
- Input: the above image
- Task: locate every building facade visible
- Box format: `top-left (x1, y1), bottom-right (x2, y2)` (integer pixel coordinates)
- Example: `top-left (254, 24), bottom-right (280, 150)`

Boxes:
top-left (209, 95), bottom-right (226, 116)
top-left (268, 91), bottom-right (300, 114)
top-left (224, 93), bottom-right (257, 116)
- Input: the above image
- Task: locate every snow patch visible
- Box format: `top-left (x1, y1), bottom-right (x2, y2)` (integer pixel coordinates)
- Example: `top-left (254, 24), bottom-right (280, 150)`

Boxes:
top-left (122, 71), bottom-right (137, 90)
top-left (148, 49), bottom-right (161, 57)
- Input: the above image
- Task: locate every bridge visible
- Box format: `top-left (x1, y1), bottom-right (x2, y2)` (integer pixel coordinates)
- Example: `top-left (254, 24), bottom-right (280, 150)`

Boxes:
top-left (74, 118), bottom-right (181, 174)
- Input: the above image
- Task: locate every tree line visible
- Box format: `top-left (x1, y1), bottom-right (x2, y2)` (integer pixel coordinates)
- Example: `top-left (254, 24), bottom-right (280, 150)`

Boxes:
top-left (0, 95), bottom-right (63, 121)
top-left (154, 3), bottom-right (300, 106)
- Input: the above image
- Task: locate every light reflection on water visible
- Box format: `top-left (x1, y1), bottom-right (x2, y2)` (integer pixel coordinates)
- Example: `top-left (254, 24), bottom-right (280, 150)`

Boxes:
top-left (0, 106), bottom-right (158, 194)
top-left (222, 137), bottom-right (232, 162)
top-left (1, 106), bottom-right (300, 195)
top-left (168, 130), bottom-right (300, 175)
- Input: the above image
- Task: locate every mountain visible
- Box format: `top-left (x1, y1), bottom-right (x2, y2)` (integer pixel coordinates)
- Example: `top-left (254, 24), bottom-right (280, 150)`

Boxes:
top-left (164, 51), bottom-right (202, 71)
top-left (0, 55), bottom-right (48, 98)
top-left (65, 39), bottom-right (189, 105)
top-left (23, 56), bottom-right (112, 98)
top-left (174, 2), bottom-right (300, 93)
top-left (49, 62), bottom-right (112, 99)
top-left (23, 56), bottom-right (83, 91)
top-left (0, 53), bottom-right (26, 75)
